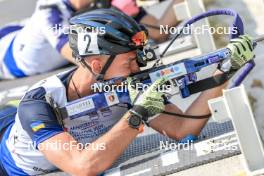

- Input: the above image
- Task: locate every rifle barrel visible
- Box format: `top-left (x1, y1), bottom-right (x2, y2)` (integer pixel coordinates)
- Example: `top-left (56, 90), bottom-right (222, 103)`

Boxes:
top-left (254, 35), bottom-right (264, 43)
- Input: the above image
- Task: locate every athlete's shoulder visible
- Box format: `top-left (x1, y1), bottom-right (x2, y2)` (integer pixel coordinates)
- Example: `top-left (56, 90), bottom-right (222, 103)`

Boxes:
top-left (22, 68), bottom-right (75, 102)
top-left (16, 70), bottom-right (73, 144)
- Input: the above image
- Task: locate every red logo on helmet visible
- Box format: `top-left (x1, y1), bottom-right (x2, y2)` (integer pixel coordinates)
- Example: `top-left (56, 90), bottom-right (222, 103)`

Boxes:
top-left (132, 31), bottom-right (148, 46)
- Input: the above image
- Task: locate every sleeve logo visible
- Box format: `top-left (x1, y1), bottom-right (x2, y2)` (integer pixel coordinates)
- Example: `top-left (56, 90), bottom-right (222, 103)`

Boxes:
top-left (31, 121), bottom-right (46, 132)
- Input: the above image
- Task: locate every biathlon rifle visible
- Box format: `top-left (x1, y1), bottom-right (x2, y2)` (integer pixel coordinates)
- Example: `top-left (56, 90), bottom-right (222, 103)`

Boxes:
top-left (61, 9), bottom-right (264, 119)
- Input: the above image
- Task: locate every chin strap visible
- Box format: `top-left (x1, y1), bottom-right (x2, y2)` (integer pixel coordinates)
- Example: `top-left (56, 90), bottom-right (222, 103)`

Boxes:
top-left (96, 55), bottom-right (116, 81)
top-left (80, 59), bottom-right (95, 75)
top-left (77, 55), bottom-right (117, 81)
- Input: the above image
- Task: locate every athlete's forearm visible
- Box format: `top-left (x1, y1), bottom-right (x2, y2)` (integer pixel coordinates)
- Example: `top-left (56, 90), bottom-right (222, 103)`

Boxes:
top-left (179, 70), bottom-right (228, 136)
top-left (187, 70), bottom-right (228, 114)
top-left (80, 112), bottom-right (140, 175)
top-left (39, 112), bottom-right (140, 176)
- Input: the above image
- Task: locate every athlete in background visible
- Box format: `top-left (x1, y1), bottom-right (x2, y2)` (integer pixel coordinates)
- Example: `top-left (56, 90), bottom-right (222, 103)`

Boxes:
top-left (88, 0), bottom-right (183, 42)
top-left (0, 0), bottom-right (88, 79)
top-left (0, 0), bottom-right (182, 79)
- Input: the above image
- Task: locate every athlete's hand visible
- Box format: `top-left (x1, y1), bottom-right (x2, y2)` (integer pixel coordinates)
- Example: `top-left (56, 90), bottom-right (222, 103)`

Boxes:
top-left (227, 35), bottom-right (255, 70)
top-left (127, 77), bottom-right (168, 121)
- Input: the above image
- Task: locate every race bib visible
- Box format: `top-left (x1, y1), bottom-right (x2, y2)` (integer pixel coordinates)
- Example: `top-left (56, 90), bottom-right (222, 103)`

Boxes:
top-left (77, 32), bottom-right (100, 56)
top-left (63, 106), bottom-right (126, 145)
